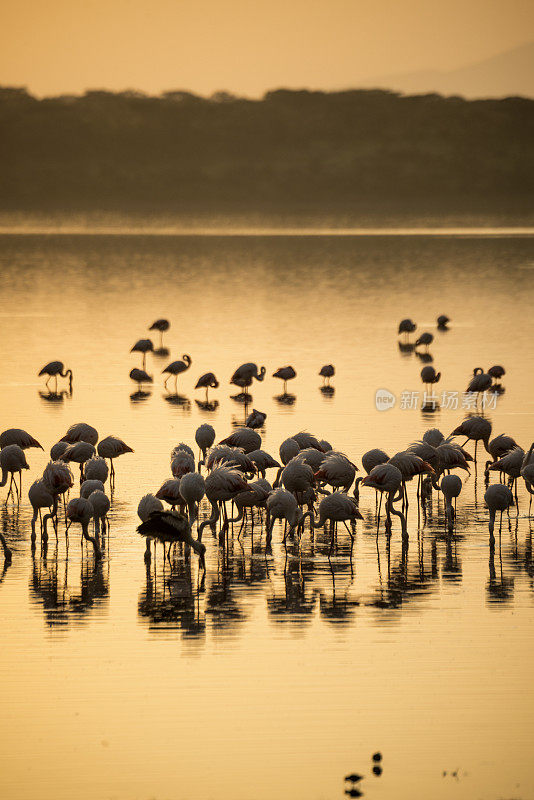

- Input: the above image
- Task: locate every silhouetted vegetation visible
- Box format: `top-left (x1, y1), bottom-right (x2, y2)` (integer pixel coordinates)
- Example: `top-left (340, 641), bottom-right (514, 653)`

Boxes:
top-left (0, 86), bottom-right (532, 212)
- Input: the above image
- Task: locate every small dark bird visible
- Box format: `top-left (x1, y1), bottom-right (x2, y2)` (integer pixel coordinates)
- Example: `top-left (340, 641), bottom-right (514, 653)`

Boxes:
top-left (415, 332), bottom-right (433, 350)
top-left (195, 372), bottom-right (219, 400)
top-left (319, 364), bottom-right (335, 386)
top-left (163, 355), bottom-right (192, 390)
top-left (372, 765), bottom-right (382, 776)
top-left (437, 314), bottom-right (450, 328)
top-left (272, 366), bottom-right (296, 393)
top-left (345, 789), bottom-right (363, 798)
top-left (421, 365), bottom-right (441, 389)
top-left (488, 364), bottom-right (505, 379)
top-left (398, 318), bottom-right (417, 337)
top-left (344, 773), bottom-right (363, 783)
top-left (372, 752), bottom-right (382, 762)
top-left (130, 339), bottom-right (154, 369)
top-left (149, 318), bottom-right (170, 347)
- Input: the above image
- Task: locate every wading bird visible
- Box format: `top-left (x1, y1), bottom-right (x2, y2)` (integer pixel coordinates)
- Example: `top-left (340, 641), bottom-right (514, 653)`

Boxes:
top-left (179, 472), bottom-right (206, 525)
top-left (440, 474), bottom-right (462, 532)
top-left (266, 488), bottom-right (307, 545)
top-left (421, 365), bottom-right (441, 390)
top-left (131, 339), bottom-right (154, 370)
top-left (487, 447), bottom-right (525, 502)
top-left (198, 465), bottom-right (251, 539)
top-left (97, 436), bottom-right (134, 481)
top-left (437, 315), bottom-right (450, 328)
top-left (246, 409), bottom-right (267, 429)
top-left (163, 355), bottom-right (192, 390)
top-left (273, 366), bottom-right (296, 393)
top-left (314, 452), bottom-right (357, 493)
top-left (80, 479), bottom-right (105, 499)
top-left (0, 428), bottom-right (42, 451)
top-left (415, 332), bottom-right (433, 350)
top-left (129, 368), bottom-right (153, 389)
top-left (467, 368), bottom-right (492, 399)
top-left (220, 427), bottom-right (261, 454)
top-left (247, 449), bottom-right (281, 478)
top-left (0, 445), bottom-right (30, 500)
top-left (66, 497), bottom-right (102, 559)
top-left (61, 441), bottom-right (96, 481)
top-left (137, 493), bottom-right (164, 522)
top-left (148, 319), bottom-right (170, 348)
top-left (195, 372), bottom-right (219, 400)
top-left (362, 463), bottom-right (407, 537)
top-left (87, 490), bottom-right (110, 535)
top-left (61, 422), bottom-right (99, 446)
top-left (84, 456), bottom-right (109, 483)
top-left (28, 479), bottom-right (56, 545)
top-left (303, 493), bottom-right (363, 553)
top-left (488, 365), bottom-right (505, 380)
top-left (195, 424), bottom-right (216, 469)
top-left (319, 364), bottom-right (335, 386)
top-left (38, 361), bottom-right (73, 392)
top-left (230, 363), bottom-right (266, 392)
top-left (398, 319), bottom-right (417, 338)
top-left (451, 416), bottom-right (492, 461)
top-left (484, 484), bottom-right (514, 536)
top-left (138, 511), bottom-right (206, 567)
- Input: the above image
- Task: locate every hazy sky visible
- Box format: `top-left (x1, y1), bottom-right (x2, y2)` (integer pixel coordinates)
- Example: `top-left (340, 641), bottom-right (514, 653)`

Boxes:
top-left (1, 0), bottom-right (532, 97)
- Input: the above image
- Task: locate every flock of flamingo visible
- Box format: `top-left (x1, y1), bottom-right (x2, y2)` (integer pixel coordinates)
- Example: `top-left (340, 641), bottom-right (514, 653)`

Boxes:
top-left (1, 311), bottom-right (533, 570)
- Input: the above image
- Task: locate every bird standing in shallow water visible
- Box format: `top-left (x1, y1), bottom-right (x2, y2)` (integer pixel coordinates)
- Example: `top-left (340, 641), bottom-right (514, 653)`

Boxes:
top-left (66, 497), bottom-right (102, 559)
top-left (1, 445), bottom-right (30, 501)
top-left (319, 364), bottom-right (335, 386)
top-left (148, 319), bottom-right (170, 348)
top-left (163, 355), bottom-right (192, 391)
top-left (398, 319), bottom-right (416, 339)
top-left (484, 484), bottom-right (514, 536)
top-left (138, 510), bottom-right (206, 567)
top-left (440, 474), bottom-right (462, 532)
top-left (230, 363), bottom-right (266, 393)
top-left (0, 428), bottom-right (43, 451)
top-left (131, 339), bottom-right (154, 370)
top-left (415, 332), bottom-right (433, 351)
top-left (38, 361), bottom-right (73, 392)
top-left (130, 368), bottom-right (153, 390)
top-left (194, 372), bottom-right (219, 400)
top-left (97, 436), bottom-right (134, 483)
top-left (272, 366), bottom-right (296, 394)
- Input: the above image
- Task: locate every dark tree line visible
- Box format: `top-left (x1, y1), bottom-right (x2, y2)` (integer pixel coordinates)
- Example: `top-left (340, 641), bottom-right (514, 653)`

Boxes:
top-left (0, 85), bottom-right (532, 211)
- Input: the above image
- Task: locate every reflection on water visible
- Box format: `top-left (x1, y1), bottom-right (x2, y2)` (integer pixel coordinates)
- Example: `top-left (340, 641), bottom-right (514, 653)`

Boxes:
top-left (0, 229), bottom-right (534, 800)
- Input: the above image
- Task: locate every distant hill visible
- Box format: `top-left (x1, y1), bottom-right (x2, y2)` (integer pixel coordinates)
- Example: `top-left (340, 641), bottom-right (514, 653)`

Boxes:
top-left (0, 86), bottom-right (532, 213)
top-left (358, 41), bottom-right (534, 99)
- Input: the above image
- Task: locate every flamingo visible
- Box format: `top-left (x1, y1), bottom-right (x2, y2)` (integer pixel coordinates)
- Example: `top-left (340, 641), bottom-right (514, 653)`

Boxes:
top-left (273, 366), bottom-right (296, 394)
top-left (61, 422), bottom-right (98, 446)
top-left (38, 361), bottom-right (73, 391)
top-left (137, 493), bottom-right (164, 522)
top-left (195, 424), bottom-right (216, 469)
top-left (227, 481), bottom-right (271, 533)
top-left (197, 465), bottom-right (251, 539)
top-left (388, 451), bottom-right (434, 509)
top-left (130, 368), bottom-right (153, 389)
top-left (398, 319), bottom-right (416, 339)
top-left (41, 460), bottom-right (74, 526)
top-left (437, 315), bottom-right (450, 328)
top-left (484, 484), bottom-right (514, 536)
top-left (451, 416), bottom-right (492, 461)
top-left (137, 511), bottom-right (206, 568)
top-left (148, 319), bottom-right (170, 348)
top-left (440, 474), bottom-right (462, 532)
top-left (28, 479), bottom-right (56, 545)
top-left (195, 372), bottom-right (219, 400)
top-left (50, 441), bottom-right (70, 461)
top-left (220, 427), bottom-right (262, 454)
top-left (84, 456), bottom-right (109, 484)
top-left (320, 439), bottom-right (333, 452)
top-left (0, 428), bottom-right (42, 451)
top-left (66, 497), bottom-right (101, 559)
top-left (80, 479), bottom-right (105, 499)
top-left (420, 365), bottom-right (441, 390)
top-left (303, 493), bottom-right (363, 553)
top-left (0, 445), bottom-right (30, 500)
top-left (361, 463), bottom-right (407, 537)
top-left (171, 450), bottom-right (195, 479)
top-left (484, 434), bottom-right (518, 472)
top-left (488, 365), bottom-right (505, 380)
top-left (155, 479), bottom-right (184, 512)
top-left (281, 456), bottom-right (315, 501)
top-left (291, 432), bottom-right (325, 451)
top-left (314, 452), bottom-right (357, 493)
top-left (61, 441), bottom-right (96, 481)
top-left (230, 363), bottom-right (266, 392)
top-left (415, 332), bottom-right (433, 350)
top-left (247, 450), bottom-right (281, 478)
top-left (273, 438), bottom-right (301, 487)
top-left (130, 339), bottom-right (154, 370)
top-left (179, 472), bottom-right (206, 525)
top-left (487, 447), bottom-right (525, 503)
top-left (246, 409), bottom-right (266, 429)
top-left (87, 490), bottom-right (110, 535)
top-left (295, 447), bottom-right (326, 471)
top-left (422, 428), bottom-right (444, 448)
top-left (171, 443), bottom-right (195, 459)
top-left (97, 436), bottom-right (134, 482)
top-left (266, 488), bottom-right (307, 545)
top-left (467, 368), bottom-right (492, 399)
top-left (435, 441), bottom-right (472, 478)
top-left (319, 364), bottom-right (335, 385)
top-left (206, 446), bottom-right (256, 476)
top-left (163, 355), bottom-right (192, 390)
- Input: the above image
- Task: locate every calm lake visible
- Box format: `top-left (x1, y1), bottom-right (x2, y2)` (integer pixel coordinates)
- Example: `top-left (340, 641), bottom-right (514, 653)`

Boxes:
top-left (0, 224), bottom-right (533, 800)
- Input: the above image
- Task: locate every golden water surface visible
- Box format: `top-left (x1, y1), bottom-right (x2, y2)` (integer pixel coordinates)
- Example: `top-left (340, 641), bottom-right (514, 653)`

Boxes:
top-left (0, 228), bottom-right (533, 800)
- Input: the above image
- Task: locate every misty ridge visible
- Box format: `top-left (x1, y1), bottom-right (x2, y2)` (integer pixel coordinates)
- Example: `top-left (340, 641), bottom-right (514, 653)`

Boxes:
top-left (0, 85), bottom-right (532, 213)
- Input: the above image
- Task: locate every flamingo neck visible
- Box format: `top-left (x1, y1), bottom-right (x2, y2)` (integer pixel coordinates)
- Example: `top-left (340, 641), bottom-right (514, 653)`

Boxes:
top-left (82, 520), bottom-right (102, 559)
top-left (0, 468), bottom-right (7, 488)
